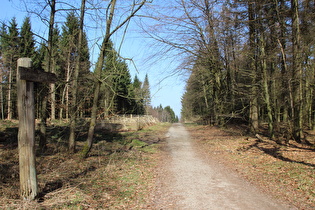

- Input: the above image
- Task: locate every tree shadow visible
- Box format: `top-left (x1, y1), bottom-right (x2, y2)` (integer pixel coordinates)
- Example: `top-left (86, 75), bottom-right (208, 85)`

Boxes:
top-left (37, 165), bottom-right (97, 202)
top-left (239, 137), bottom-right (315, 168)
top-left (77, 129), bottom-right (125, 144)
top-left (0, 163), bottom-right (19, 183)
top-left (0, 127), bottom-right (18, 149)
top-left (0, 120), bottom-right (128, 201)
top-left (287, 142), bottom-right (315, 152)
top-left (258, 146), bottom-right (315, 168)
top-left (36, 122), bottom-right (126, 157)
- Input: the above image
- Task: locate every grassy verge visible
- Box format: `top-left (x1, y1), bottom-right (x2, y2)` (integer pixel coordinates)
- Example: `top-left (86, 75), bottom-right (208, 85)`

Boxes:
top-left (186, 124), bottom-right (315, 210)
top-left (0, 120), bottom-right (171, 209)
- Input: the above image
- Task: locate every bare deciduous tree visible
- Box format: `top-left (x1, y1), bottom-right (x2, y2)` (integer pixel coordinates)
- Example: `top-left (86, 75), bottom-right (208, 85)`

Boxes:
top-left (82, 0), bottom-right (149, 157)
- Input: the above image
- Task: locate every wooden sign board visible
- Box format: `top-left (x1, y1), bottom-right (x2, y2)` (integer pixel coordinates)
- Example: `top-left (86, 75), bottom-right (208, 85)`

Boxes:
top-left (18, 67), bottom-right (57, 83)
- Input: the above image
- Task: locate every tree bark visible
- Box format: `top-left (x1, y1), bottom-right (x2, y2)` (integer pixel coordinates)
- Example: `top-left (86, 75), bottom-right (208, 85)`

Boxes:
top-left (291, 0), bottom-right (303, 142)
top-left (50, 85), bottom-right (56, 120)
top-left (260, 33), bottom-right (274, 138)
top-left (83, 0), bottom-right (147, 157)
top-left (65, 54), bottom-right (71, 120)
top-left (83, 0), bottom-right (118, 157)
top-left (248, 0), bottom-right (259, 133)
top-left (69, 0), bottom-right (86, 152)
top-left (39, 0), bottom-right (56, 152)
top-left (0, 71), bottom-right (3, 119)
top-left (7, 64), bottom-right (12, 120)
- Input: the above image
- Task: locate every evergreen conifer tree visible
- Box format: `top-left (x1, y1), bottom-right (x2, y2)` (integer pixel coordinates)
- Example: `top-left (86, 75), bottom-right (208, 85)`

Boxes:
top-left (0, 23), bottom-right (8, 119)
top-left (59, 12), bottom-right (90, 119)
top-left (101, 40), bottom-right (135, 115)
top-left (20, 17), bottom-right (36, 59)
top-left (6, 18), bottom-right (20, 119)
top-left (142, 73), bottom-right (151, 114)
top-left (132, 75), bottom-right (145, 114)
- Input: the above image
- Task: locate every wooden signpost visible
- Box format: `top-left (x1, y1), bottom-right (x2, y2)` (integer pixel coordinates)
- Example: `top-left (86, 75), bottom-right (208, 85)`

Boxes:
top-left (17, 58), bottom-right (56, 200)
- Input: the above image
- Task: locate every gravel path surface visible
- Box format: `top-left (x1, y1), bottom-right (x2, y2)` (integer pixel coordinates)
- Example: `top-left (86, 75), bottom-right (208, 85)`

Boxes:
top-left (152, 123), bottom-right (295, 209)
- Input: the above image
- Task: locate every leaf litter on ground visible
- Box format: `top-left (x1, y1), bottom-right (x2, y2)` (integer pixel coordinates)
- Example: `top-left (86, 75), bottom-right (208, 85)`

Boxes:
top-left (0, 120), bottom-right (171, 209)
top-left (186, 124), bottom-right (315, 210)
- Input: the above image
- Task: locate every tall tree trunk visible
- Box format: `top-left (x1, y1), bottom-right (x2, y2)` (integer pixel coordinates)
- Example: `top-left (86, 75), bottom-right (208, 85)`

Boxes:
top-left (214, 72), bottom-right (222, 125)
top-left (0, 72), bottom-right (3, 119)
top-left (248, 0), bottom-right (259, 133)
top-left (65, 57), bottom-right (71, 120)
top-left (204, 0), bottom-right (222, 125)
top-left (201, 74), bottom-right (209, 112)
top-left (224, 30), bottom-right (237, 112)
top-left (50, 86), bottom-right (56, 120)
top-left (39, 0), bottom-right (56, 152)
top-left (59, 86), bottom-right (66, 120)
top-left (83, 0), bottom-right (147, 157)
top-left (260, 33), bottom-right (274, 138)
top-left (50, 85), bottom-right (56, 120)
top-left (291, 0), bottom-right (303, 142)
top-left (69, 0), bottom-right (86, 152)
top-left (7, 65), bottom-right (12, 120)
top-left (50, 56), bottom-right (57, 120)
top-left (83, 0), bottom-right (118, 158)
top-left (305, 66), bottom-right (313, 129)
top-left (276, 0), bottom-right (289, 123)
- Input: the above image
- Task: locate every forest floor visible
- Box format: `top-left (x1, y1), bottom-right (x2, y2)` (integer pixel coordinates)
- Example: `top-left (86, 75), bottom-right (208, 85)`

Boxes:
top-left (0, 120), bottom-right (170, 209)
top-left (0, 120), bottom-right (314, 209)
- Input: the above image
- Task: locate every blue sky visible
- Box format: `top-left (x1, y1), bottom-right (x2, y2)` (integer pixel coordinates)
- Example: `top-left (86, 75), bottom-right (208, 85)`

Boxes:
top-left (0, 0), bottom-right (186, 118)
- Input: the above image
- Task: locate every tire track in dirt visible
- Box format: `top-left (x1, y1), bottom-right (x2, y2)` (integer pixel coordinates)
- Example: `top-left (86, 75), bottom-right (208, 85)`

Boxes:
top-left (153, 123), bottom-right (296, 209)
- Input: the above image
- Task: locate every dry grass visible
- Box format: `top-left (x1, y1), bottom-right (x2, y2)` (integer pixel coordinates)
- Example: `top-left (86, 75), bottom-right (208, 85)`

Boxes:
top-left (3, 119), bottom-right (314, 209)
top-left (0, 120), bottom-right (170, 209)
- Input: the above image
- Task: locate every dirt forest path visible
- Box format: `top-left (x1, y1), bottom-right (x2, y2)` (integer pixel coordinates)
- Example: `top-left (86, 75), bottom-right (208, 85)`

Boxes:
top-left (152, 123), bottom-right (295, 209)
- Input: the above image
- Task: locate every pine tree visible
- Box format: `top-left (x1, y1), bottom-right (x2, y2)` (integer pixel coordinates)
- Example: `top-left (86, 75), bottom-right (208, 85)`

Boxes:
top-left (33, 42), bottom-right (46, 72)
top-left (19, 17), bottom-right (41, 120)
top-left (5, 18), bottom-right (20, 119)
top-left (142, 73), bottom-right (151, 114)
top-left (101, 40), bottom-right (134, 115)
top-left (132, 75), bottom-right (145, 114)
top-left (100, 41), bottom-right (118, 116)
top-left (20, 17), bottom-right (36, 59)
top-left (60, 12), bottom-right (80, 119)
top-left (114, 60), bottom-right (133, 114)
top-left (59, 12), bottom-right (90, 119)
top-left (0, 23), bottom-right (8, 119)
top-left (164, 106), bottom-right (176, 122)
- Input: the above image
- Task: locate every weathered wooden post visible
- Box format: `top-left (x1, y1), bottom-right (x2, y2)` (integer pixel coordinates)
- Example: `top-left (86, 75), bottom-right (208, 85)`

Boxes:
top-left (17, 58), bottom-right (37, 200)
top-left (17, 58), bottom-right (56, 200)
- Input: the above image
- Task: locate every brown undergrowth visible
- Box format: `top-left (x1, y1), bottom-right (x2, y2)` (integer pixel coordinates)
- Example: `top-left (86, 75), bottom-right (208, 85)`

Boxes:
top-left (0, 120), bottom-right (170, 209)
top-left (186, 124), bottom-right (315, 210)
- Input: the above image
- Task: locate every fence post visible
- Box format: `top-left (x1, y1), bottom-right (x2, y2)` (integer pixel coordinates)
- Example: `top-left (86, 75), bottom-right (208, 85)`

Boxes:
top-left (17, 58), bottom-right (37, 200)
